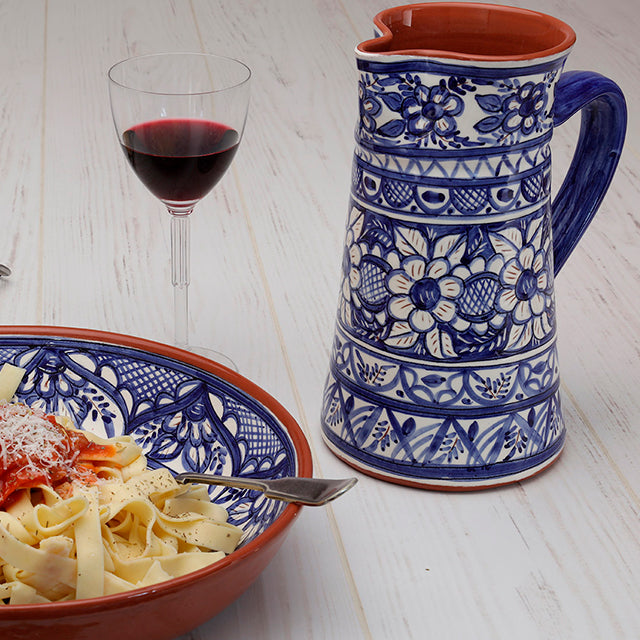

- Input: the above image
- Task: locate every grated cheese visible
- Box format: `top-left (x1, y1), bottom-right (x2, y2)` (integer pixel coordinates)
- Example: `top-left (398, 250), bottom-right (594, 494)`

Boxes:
top-left (0, 402), bottom-right (95, 505)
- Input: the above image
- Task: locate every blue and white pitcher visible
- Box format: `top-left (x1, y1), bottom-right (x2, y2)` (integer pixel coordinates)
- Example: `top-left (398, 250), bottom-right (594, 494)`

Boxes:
top-left (320, 3), bottom-right (626, 489)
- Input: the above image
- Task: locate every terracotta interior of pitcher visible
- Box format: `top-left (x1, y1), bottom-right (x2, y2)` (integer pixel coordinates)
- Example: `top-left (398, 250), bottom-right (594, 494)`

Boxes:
top-left (358, 2), bottom-right (576, 60)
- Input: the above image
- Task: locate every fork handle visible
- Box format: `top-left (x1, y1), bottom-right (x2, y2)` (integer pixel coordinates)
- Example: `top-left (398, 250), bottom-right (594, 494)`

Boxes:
top-left (175, 472), bottom-right (270, 494)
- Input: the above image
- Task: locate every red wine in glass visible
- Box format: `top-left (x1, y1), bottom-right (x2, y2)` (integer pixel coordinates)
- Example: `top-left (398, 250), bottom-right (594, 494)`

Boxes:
top-left (109, 52), bottom-right (250, 367)
top-left (121, 118), bottom-right (239, 204)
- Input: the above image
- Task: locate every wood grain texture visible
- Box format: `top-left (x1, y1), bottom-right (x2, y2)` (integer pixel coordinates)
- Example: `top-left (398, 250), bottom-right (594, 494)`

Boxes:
top-left (1, 0), bottom-right (638, 638)
top-left (0, 1), bottom-right (45, 324)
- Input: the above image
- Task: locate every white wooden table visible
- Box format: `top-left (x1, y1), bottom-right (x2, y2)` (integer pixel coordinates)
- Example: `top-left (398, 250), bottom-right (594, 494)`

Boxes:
top-left (0, 0), bottom-right (638, 638)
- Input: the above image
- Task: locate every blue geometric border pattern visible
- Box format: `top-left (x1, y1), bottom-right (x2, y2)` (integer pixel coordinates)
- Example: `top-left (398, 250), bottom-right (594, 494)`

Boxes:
top-left (321, 366), bottom-right (565, 480)
top-left (329, 321), bottom-right (559, 413)
top-left (355, 136), bottom-right (552, 178)
top-left (352, 153), bottom-right (551, 219)
top-left (356, 56), bottom-right (568, 80)
top-left (0, 336), bottom-right (297, 540)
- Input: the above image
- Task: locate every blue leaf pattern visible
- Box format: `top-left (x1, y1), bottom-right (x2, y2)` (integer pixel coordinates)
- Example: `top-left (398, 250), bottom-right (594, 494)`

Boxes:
top-left (378, 119), bottom-right (406, 137)
top-left (475, 93), bottom-right (503, 112)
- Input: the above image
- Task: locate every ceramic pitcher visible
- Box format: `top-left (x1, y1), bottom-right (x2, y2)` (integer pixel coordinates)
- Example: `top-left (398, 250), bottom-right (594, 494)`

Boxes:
top-left (320, 3), bottom-right (626, 490)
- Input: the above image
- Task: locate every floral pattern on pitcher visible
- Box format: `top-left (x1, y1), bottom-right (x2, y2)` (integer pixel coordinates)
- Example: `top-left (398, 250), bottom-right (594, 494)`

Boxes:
top-left (339, 205), bottom-right (555, 358)
top-left (358, 69), bottom-right (559, 149)
top-left (475, 80), bottom-right (550, 141)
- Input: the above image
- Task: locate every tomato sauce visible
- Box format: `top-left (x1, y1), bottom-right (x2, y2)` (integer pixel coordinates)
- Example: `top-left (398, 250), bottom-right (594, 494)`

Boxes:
top-left (0, 403), bottom-right (114, 508)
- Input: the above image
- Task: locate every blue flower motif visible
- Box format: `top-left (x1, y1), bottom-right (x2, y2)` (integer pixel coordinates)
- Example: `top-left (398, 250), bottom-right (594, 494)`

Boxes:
top-left (401, 80), bottom-right (464, 141)
top-left (475, 81), bottom-right (548, 137)
top-left (496, 243), bottom-right (551, 346)
top-left (384, 228), bottom-right (466, 358)
top-left (490, 221), bottom-right (553, 350)
top-left (502, 82), bottom-right (547, 135)
top-left (358, 79), bottom-right (382, 133)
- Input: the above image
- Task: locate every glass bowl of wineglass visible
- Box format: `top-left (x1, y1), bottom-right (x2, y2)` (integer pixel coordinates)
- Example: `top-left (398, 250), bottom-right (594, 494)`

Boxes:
top-left (108, 52), bottom-right (251, 370)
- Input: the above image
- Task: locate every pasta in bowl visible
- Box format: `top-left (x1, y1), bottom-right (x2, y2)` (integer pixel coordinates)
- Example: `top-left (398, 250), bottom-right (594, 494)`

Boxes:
top-left (0, 401), bottom-right (243, 602)
top-left (0, 326), bottom-right (312, 640)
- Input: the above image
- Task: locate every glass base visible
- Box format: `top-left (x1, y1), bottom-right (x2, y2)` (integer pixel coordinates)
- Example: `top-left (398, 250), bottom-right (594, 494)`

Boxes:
top-left (186, 344), bottom-right (238, 372)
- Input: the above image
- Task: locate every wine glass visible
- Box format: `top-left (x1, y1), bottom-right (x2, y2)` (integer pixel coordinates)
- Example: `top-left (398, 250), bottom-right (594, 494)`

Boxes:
top-left (108, 53), bottom-right (250, 370)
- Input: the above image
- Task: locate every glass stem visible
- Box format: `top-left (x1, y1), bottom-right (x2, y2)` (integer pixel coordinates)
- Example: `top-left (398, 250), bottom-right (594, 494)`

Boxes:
top-left (170, 211), bottom-right (192, 349)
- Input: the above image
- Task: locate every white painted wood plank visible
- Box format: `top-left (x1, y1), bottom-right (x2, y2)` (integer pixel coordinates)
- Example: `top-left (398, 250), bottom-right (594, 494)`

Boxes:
top-left (0, 0), bottom-right (46, 324)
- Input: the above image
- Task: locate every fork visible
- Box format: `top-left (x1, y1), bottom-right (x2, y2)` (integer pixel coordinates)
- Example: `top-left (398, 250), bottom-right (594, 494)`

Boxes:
top-left (175, 473), bottom-right (357, 506)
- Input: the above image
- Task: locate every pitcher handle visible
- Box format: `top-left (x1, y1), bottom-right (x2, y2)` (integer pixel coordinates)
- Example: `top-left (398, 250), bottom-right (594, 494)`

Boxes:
top-left (551, 70), bottom-right (627, 274)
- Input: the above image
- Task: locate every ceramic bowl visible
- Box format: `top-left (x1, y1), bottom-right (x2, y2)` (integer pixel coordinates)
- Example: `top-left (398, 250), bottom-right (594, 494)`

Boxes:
top-left (0, 326), bottom-right (312, 640)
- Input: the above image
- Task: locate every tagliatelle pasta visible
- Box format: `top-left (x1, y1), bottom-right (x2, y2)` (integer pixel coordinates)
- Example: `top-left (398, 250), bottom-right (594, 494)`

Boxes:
top-left (0, 400), bottom-right (243, 604)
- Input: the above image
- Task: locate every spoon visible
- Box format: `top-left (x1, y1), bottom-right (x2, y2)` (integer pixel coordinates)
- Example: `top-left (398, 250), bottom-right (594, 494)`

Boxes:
top-left (0, 265), bottom-right (10, 277)
top-left (175, 472), bottom-right (357, 506)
